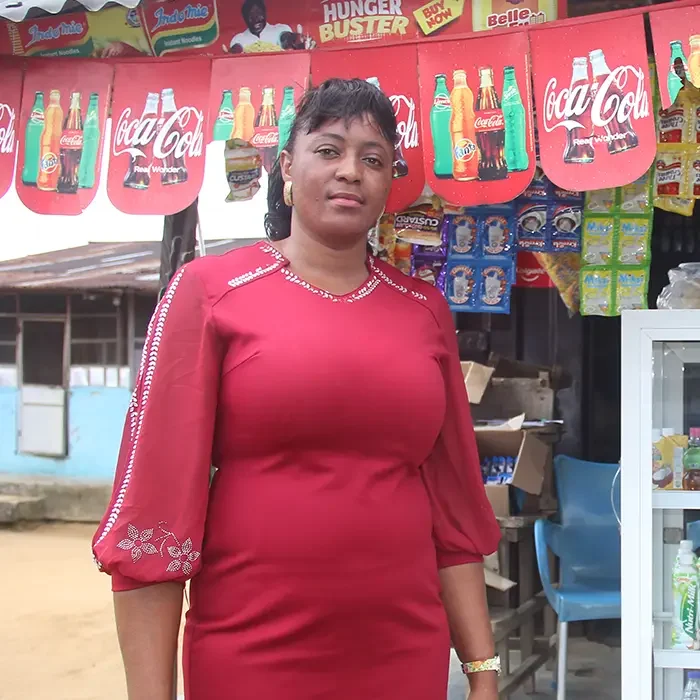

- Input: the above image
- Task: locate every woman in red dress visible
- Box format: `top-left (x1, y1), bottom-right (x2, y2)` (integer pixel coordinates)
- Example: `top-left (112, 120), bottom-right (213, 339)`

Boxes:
top-left (93, 78), bottom-right (502, 700)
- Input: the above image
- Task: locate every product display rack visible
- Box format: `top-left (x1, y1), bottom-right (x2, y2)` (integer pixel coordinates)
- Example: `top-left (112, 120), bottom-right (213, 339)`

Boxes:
top-left (621, 310), bottom-right (700, 700)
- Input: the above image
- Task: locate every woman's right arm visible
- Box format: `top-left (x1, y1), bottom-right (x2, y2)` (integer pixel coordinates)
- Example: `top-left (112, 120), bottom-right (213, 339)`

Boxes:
top-left (92, 262), bottom-right (222, 699)
top-left (115, 584), bottom-right (183, 700)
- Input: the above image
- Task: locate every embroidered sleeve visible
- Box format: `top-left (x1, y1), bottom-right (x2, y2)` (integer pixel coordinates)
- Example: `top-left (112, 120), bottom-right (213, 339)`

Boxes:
top-left (92, 263), bottom-right (222, 591)
top-left (419, 291), bottom-right (501, 568)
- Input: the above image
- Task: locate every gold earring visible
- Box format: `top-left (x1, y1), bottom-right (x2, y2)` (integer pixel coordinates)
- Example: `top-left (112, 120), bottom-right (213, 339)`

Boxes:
top-left (283, 181), bottom-right (294, 207)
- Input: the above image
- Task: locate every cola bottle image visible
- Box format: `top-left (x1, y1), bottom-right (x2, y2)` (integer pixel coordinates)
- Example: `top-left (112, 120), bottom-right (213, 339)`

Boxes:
top-left (366, 77), bottom-right (408, 178)
top-left (474, 66), bottom-right (508, 181)
top-left (57, 92), bottom-right (84, 195)
top-left (589, 48), bottom-right (639, 155)
top-left (124, 92), bottom-right (159, 190)
top-left (160, 88), bottom-right (188, 186)
top-left (563, 57), bottom-right (595, 165)
top-left (253, 87), bottom-right (279, 174)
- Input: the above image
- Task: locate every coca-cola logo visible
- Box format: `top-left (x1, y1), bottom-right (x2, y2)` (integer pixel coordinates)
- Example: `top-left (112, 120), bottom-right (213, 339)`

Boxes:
top-left (389, 94), bottom-right (419, 151)
top-left (0, 104), bottom-right (16, 156)
top-left (59, 132), bottom-right (83, 150)
top-left (251, 128), bottom-right (279, 149)
top-left (543, 64), bottom-right (649, 132)
top-left (113, 105), bottom-right (204, 161)
top-left (474, 112), bottom-right (505, 132)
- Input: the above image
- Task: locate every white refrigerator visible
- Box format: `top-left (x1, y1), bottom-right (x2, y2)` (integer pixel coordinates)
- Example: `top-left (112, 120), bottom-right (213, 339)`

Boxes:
top-left (622, 309), bottom-right (700, 700)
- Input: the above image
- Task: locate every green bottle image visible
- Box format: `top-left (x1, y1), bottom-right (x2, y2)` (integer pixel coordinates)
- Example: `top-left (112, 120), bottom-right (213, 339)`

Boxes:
top-left (78, 93), bottom-right (100, 189)
top-left (278, 86), bottom-right (296, 156)
top-left (22, 91), bottom-right (45, 186)
top-left (213, 90), bottom-right (235, 142)
top-left (430, 74), bottom-right (452, 179)
top-left (502, 66), bottom-right (529, 173)
top-left (669, 40), bottom-right (690, 105)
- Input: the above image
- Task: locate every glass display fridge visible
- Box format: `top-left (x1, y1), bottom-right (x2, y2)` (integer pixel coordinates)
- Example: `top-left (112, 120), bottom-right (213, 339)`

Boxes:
top-left (622, 310), bottom-right (700, 700)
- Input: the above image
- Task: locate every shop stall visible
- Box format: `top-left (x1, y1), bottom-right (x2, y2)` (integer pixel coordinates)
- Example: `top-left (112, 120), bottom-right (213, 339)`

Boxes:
top-left (3, 1), bottom-right (700, 698)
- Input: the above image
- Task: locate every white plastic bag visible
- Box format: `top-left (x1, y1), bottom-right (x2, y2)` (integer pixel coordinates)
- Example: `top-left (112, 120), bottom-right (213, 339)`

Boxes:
top-left (658, 263), bottom-right (700, 309)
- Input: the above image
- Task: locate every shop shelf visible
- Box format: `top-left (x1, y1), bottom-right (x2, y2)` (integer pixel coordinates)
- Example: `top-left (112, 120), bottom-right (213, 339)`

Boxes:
top-left (652, 491), bottom-right (700, 510)
top-left (654, 649), bottom-right (700, 670)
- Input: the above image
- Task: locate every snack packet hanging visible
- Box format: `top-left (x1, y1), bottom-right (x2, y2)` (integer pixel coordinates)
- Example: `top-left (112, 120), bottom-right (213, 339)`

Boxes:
top-left (580, 267), bottom-right (614, 317)
top-left (655, 151), bottom-right (687, 197)
top-left (550, 203), bottom-right (582, 252)
top-left (375, 213), bottom-right (396, 264)
top-left (394, 240), bottom-right (412, 276)
top-left (654, 196), bottom-right (695, 217)
top-left (536, 252), bottom-right (580, 315)
top-left (521, 165), bottom-right (551, 200)
top-left (516, 201), bottom-right (548, 251)
top-left (412, 256), bottom-right (447, 292)
top-left (477, 262), bottom-right (513, 314)
top-left (620, 170), bottom-right (653, 215)
top-left (224, 139), bottom-right (262, 202)
top-left (615, 267), bottom-right (649, 313)
top-left (690, 158), bottom-right (700, 198)
top-left (448, 213), bottom-right (480, 257)
top-left (481, 208), bottom-right (515, 257)
top-left (582, 216), bottom-right (616, 265)
top-left (585, 188), bottom-right (617, 215)
top-left (394, 205), bottom-right (444, 247)
top-left (657, 97), bottom-right (689, 144)
top-left (617, 217), bottom-right (652, 266)
top-left (446, 262), bottom-right (478, 312)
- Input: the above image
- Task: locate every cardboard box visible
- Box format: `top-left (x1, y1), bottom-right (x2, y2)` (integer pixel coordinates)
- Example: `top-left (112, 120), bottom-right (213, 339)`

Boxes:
top-left (461, 361), bottom-right (495, 404)
top-left (475, 429), bottom-right (548, 517)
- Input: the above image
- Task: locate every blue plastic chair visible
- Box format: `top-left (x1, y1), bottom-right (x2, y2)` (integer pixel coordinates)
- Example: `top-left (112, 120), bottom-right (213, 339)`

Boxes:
top-left (534, 455), bottom-right (621, 700)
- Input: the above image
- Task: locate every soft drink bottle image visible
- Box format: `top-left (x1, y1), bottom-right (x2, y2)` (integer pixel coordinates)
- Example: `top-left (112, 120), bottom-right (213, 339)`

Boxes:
top-left (430, 74), bottom-right (453, 179)
top-left (37, 89), bottom-right (63, 192)
top-left (253, 87), bottom-right (279, 174)
top-left (57, 91), bottom-right (84, 195)
top-left (124, 92), bottom-right (159, 190)
top-left (450, 70), bottom-right (478, 181)
top-left (22, 91), bottom-right (44, 186)
top-left (668, 40), bottom-right (690, 104)
top-left (213, 90), bottom-right (235, 142)
top-left (689, 35), bottom-right (700, 88)
top-left (475, 66), bottom-right (507, 181)
top-left (501, 66), bottom-right (529, 172)
top-left (589, 49), bottom-right (639, 155)
top-left (366, 77), bottom-right (408, 178)
top-left (78, 93), bottom-right (100, 189)
top-left (232, 87), bottom-right (255, 142)
top-left (563, 57), bottom-right (595, 165)
top-left (278, 86), bottom-right (296, 155)
top-left (160, 88), bottom-right (188, 186)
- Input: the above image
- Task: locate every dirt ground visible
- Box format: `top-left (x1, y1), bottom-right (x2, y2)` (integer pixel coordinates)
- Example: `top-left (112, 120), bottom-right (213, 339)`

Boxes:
top-left (1, 522), bottom-right (185, 700)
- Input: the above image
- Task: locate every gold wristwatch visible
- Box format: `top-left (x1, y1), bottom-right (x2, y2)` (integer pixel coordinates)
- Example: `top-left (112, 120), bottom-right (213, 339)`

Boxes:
top-left (461, 654), bottom-right (502, 676)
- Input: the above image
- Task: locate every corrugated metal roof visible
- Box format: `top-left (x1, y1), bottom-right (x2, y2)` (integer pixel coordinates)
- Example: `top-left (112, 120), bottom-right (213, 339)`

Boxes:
top-left (0, 239), bottom-right (259, 292)
top-left (0, 0), bottom-right (141, 21)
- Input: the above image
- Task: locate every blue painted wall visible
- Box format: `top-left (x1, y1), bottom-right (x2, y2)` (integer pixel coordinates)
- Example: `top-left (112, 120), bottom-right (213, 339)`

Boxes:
top-left (0, 386), bottom-right (131, 481)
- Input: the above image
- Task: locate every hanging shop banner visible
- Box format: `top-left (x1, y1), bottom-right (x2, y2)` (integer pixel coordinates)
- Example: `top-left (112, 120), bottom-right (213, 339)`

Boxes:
top-left (417, 33), bottom-right (535, 207)
top-left (649, 5), bottom-right (700, 109)
top-left (515, 251), bottom-right (553, 288)
top-left (530, 15), bottom-right (656, 193)
top-left (15, 59), bottom-right (112, 215)
top-left (0, 60), bottom-right (21, 200)
top-left (0, 0), bottom-right (565, 59)
top-left (107, 60), bottom-right (209, 215)
top-left (311, 45), bottom-right (424, 212)
top-left (209, 52), bottom-right (309, 180)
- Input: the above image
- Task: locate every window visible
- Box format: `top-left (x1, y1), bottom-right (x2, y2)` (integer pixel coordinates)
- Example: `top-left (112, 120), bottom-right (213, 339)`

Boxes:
top-left (0, 317), bottom-right (17, 364)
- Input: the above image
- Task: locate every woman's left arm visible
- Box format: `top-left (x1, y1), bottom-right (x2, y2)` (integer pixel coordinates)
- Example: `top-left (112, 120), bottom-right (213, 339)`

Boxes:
top-left (440, 562), bottom-right (498, 697)
top-left (418, 286), bottom-right (503, 698)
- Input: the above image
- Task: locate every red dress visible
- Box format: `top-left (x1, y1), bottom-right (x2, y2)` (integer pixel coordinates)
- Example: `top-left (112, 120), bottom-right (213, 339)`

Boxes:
top-left (92, 241), bottom-right (501, 700)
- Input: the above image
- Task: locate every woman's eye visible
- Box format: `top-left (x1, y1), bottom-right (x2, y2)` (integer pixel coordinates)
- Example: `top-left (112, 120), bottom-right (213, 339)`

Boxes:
top-left (364, 156), bottom-right (383, 167)
top-left (317, 148), bottom-right (338, 157)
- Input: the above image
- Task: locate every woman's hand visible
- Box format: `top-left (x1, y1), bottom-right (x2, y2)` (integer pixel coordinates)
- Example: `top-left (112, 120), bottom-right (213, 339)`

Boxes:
top-left (466, 671), bottom-right (499, 700)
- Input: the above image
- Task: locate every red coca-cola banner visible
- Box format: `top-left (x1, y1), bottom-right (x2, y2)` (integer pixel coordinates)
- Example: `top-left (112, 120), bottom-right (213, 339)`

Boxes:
top-left (311, 45), bottom-right (424, 212)
top-left (417, 32), bottom-right (535, 207)
top-left (108, 59), bottom-right (210, 215)
top-left (0, 60), bottom-right (21, 201)
top-left (530, 15), bottom-right (656, 192)
top-left (209, 53), bottom-right (310, 179)
top-left (16, 59), bottom-right (112, 215)
top-left (649, 5), bottom-right (700, 109)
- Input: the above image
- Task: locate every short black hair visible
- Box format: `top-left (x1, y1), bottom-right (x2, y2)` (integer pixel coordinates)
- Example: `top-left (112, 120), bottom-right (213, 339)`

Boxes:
top-left (241, 0), bottom-right (265, 21)
top-left (265, 78), bottom-right (397, 241)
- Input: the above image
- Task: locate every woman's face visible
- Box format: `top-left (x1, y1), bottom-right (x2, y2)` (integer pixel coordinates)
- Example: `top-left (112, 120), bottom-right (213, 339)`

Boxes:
top-left (281, 115), bottom-right (394, 244)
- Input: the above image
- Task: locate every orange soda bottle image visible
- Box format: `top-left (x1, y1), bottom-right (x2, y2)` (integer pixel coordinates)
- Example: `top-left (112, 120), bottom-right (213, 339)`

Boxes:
top-left (689, 35), bottom-right (700, 88)
top-left (450, 70), bottom-right (478, 181)
top-left (37, 89), bottom-right (64, 192)
top-left (232, 87), bottom-right (255, 142)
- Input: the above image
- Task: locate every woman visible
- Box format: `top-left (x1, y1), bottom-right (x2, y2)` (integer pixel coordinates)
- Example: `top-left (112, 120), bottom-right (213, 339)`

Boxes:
top-left (92, 78), bottom-right (502, 700)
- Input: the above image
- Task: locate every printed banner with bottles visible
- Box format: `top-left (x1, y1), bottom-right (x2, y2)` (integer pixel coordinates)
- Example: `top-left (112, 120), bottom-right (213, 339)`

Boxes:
top-left (311, 45), bottom-right (424, 212)
top-left (530, 15), bottom-right (657, 192)
top-left (107, 60), bottom-right (210, 215)
top-left (649, 5), bottom-right (700, 109)
top-left (15, 60), bottom-right (112, 215)
top-left (417, 32), bottom-right (535, 207)
top-left (0, 60), bottom-right (21, 200)
top-left (209, 53), bottom-right (309, 202)
top-left (0, 0), bottom-right (565, 60)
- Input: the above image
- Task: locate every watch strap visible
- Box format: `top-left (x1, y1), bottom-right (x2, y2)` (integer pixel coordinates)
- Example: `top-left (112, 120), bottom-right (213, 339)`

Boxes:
top-left (461, 654), bottom-right (502, 676)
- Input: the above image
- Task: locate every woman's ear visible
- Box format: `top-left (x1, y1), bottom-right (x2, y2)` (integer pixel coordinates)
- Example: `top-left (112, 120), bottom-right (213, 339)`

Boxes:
top-left (280, 149), bottom-right (293, 182)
